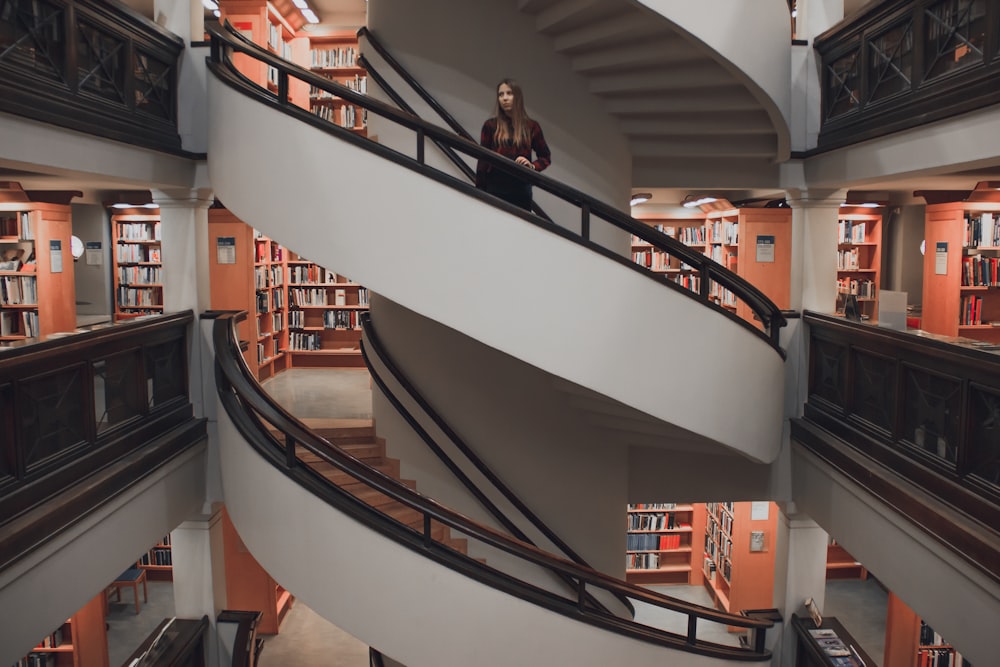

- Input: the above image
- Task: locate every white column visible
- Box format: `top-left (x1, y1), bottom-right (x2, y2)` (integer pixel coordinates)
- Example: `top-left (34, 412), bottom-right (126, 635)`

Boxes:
top-left (786, 189), bottom-right (847, 314)
top-left (171, 506), bottom-right (228, 667)
top-left (152, 188), bottom-right (214, 419)
top-left (773, 504), bottom-right (830, 667)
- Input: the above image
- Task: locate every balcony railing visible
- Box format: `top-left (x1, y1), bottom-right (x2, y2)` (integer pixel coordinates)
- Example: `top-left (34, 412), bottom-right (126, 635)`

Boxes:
top-left (0, 0), bottom-right (185, 153)
top-left (794, 311), bottom-right (1000, 582)
top-left (814, 0), bottom-right (1000, 150)
top-left (0, 311), bottom-right (205, 569)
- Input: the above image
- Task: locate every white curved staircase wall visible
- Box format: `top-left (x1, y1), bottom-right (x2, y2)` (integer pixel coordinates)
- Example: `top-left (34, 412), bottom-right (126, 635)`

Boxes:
top-left (208, 77), bottom-right (785, 463)
top-left (217, 410), bottom-right (758, 667)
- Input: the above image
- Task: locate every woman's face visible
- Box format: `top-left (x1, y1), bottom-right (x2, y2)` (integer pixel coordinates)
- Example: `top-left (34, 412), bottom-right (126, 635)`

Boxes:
top-left (497, 83), bottom-right (515, 114)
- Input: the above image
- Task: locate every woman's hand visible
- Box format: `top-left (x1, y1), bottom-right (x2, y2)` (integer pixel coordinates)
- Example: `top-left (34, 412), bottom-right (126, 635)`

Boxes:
top-left (515, 156), bottom-right (534, 170)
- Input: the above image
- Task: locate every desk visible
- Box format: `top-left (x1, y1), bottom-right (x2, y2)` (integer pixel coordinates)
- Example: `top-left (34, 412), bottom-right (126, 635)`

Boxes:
top-left (109, 567), bottom-right (148, 614)
top-left (792, 614), bottom-right (879, 667)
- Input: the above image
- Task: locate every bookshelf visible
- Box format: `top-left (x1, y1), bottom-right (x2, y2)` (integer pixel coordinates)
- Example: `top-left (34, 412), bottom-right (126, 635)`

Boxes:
top-left (13, 591), bottom-right (109, 667)
top-left (208, 207), bottom-right (290, 380)
top-left (625, 503), bottom-right (706, 585)
top-left (286, 249), bottom-right (369, 368)
top-left (836, 206), bottom-right (883, 320)
top-left (707, 206), bottom-right (793, 327)
top-left (0, 200), bottom-right (76, 342)
top-left (221, 506), bottom-right (294, 635)
top-left (921, 200), bottom-right (1000, 342)
top-left (111, 208), bottom-right (163, 322)
top-left (702, 501), bottom-right (778, 622)
top-left (630, 214), bottom-right (708, 295)
top-left (138, 535), bottom-right (173, 581)
top-left (884, 591), bottom-right (972, 667)
top-left (308, 31), bottom-right (368, 134)
top-left (825, 538), bottom-right (867, 580)
top-left (219, 0), bottom-right (309, 107)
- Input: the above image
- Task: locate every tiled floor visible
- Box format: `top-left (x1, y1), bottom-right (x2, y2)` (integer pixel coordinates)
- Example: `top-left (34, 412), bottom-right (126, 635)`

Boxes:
top-left (104, 368), bottom-right (890, 665)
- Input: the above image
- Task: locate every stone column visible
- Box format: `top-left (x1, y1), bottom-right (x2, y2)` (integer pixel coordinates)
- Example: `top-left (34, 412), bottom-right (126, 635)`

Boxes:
top-left (171, 506), bottom-right (228, 667)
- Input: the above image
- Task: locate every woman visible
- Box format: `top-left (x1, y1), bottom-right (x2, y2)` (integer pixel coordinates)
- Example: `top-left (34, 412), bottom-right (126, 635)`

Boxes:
top-left (475, 78), bottom-right (551, 211)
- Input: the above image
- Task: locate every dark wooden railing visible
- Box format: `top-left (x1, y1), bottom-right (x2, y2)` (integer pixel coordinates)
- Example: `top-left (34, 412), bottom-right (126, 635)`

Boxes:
top-left (794, 311), bottom-right (1000, 582)
top-left (815, 0), bottom-right (1000, 150)
top-left (212, 312), bottom-right (775, 661)
top-left (206, 21), bottom-right (787, 354)
top-left (0, 311), bottom-right (206, 569)
top-left (0, 0), bottom-right (185, 154)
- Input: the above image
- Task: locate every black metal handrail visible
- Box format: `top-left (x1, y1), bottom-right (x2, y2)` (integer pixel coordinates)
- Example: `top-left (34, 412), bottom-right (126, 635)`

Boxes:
top-left (205, 21), bottom-right (787, 354)
top-left (359, 312), bottom-right (633, 617)
top-left (356, 28), bottom-right (552, 221)
top-left (211, 312), bottom-right (774, 660)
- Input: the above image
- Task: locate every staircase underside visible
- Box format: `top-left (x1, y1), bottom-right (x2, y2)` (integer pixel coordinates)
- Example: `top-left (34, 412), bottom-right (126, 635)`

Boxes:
top-left (516, 0), bottom-right (791, 188)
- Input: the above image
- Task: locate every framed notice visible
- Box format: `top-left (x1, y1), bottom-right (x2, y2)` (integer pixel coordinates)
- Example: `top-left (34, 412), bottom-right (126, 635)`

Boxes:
top-left (49, 240), bottom-right (63, 273)
top-left (756, 235), bottom-right (775, 263)
top-left (216, 236), bottom-right (237, 265)
top-left (85, 241), bottom-right (103, 265)
top-left (935, 242), bottom-right (948, 275)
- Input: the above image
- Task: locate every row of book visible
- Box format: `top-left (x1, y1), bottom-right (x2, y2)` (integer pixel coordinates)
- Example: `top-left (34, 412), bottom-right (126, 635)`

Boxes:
top-left (918, 622), bottom-right (971, 667)
top-left (1, 310), bottom-right (38, 337)
top-left (116, 243), bottom-right (161, 263)
top-left (626, 533), bottom-right (678, 552)
top-left (626, 552), bottom-right (665, 570)
top-left (118, 222), bottom-right (160, 241)
top-left (0, 212), bottom-right (32, 239)
top-left (703, 555), bottom-right (732, 582)
top-left (139, 547), bottom-right (172, 567)
top-left (117, 286), bottom-right (162, 307)
top-left (631, 250), bottom-right (672, 272)
top-left (708, 503), bottom-right (735, 533)
top-left (837, 278), bottom-right (876, 297)
top-left (12, 653), bottom-right (60, 666)
top-left (117, 266), bottom-right (160, 285)
top-left (288, 331), bottom-right (323, 351)
top-left (959, 294), bottom-right (987, 326)
top-left (289, 264), bottom-right (339, 284)
top-left (711, 283), bottom-right (737, 308)
top-left (267, 24), bottom-right (293, 59)
top-left (964, 211), bottom-right (999, 248)
top-left (837, 247), bottom-right (871, 270)
top-left (709, 219), bottom-right (738, 245)
top-left (961, 254), bottom-right (999, 287)
top-left (254, 238), bottom-right (283, 263)
top-left (310, 46), bottom-right (358, 69)
top-left (627, 511), bottom-right (682, 531)
top-left (838, 219), bottom-right (869, 244)
top-left (311, 73), bottom-right (367, 97)
top-left (254, 265), bottom-right (285, 289)
top-left (628, 503), bottom-right (678, 510)
top-left (255, 289), bottom-right (285, 314)
top-left (322, 309), bottom-right (361, 330)
top-left (1, 275), bottom-right (37, 305)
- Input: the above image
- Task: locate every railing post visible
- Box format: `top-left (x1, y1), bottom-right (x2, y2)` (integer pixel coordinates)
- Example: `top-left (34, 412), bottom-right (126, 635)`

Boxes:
top-left (686, 614), bottom-right (697, 645)
top-left (277, 71), bottom-right (289, 106)
top-left (416, 128), bottom-right (425, 165)
top-left (285, 434), bottom-right (295, 469)
top-left (580, 203), bottom-right (590, 241)
top-left (577, 578), bottom-right (587, 612)
top-left (699, 264), bottom-right (712, 301)
top-left (423, 514), bottom-right (433, 547)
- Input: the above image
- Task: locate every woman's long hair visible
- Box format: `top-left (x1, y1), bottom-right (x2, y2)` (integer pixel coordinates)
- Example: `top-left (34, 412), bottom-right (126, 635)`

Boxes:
top-left (492, 78), bottom-right (532, 148)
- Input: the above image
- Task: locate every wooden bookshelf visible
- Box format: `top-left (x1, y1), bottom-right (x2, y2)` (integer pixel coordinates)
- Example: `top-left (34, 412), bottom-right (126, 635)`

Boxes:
top-left (308, 31), bottom-right (368, 134)
top-left (836, 206), bottom-right (883, 320)
top-left (0, 200), bottom-right (76, 341)
top-left (208, 207), bottom-right (290, 380)
top-left (219, 0), bottom-right (309, 107)
top-left (922, 199), bottom-right (1000, 342)
top-left (708, 206), bottom-right (793, 328)
top-left (825, 538), bottom-right (867, 580)
top-left (138, 535), bottom-right (173, 582)
top-left (702, 501), bottom-right (778, 623)
top-left (625, 503), bottom-right (706, 585)
top-left (884, 591), bottom-right (970, 667)
top-left (14, 591), bottom-right (109, 667)
top-left (286, 249), bottom-right (369, 368)
top-left (221, 506), bottom-right (294, 635)
top-left (111, 207), bottom-right (163, 322)
top-left (631, 214), bottom-right (708, 295)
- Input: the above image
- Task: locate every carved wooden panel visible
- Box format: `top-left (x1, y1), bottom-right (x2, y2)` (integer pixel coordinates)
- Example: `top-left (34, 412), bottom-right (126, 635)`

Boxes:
top-left (145, 337), bottom-right (185, 408)
top-left (76, 17), bottom-right (126, 103)
top-left (923, 0), bottom-right (987, 82)
top-left (811, 337), bottom-right (847, 409)
top-left (94, 349), bottom-right (142, 434)
top-left (901, 364), bottom-right (962, 465)
top-left (851, 348), bottom-right (896, 434)
top-left (967, 383), bottom-right (1000, 486)
top-left (0, 382), bottom-right (14, 481)
top-left (19, 364), bottom-right (87, 469)
top-left (867, 17), bottom-right (913, 104)
top-left (0, 0), bottom-right (67, 84)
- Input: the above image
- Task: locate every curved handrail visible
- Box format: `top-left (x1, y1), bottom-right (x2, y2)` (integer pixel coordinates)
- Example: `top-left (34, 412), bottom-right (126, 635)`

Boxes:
top-left (359, 312), bottom-right (633, 617)
top-left (212, 312), bottom-right (774, 661)
top-left (206, 21), bottom-right (788, 354)
top-left (356, 28), bottom-right (553, 222)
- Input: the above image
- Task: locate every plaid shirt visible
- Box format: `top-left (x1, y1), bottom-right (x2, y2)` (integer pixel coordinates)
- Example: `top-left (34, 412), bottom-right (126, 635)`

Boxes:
top-left (475, 118), bottom-right (551, 189)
